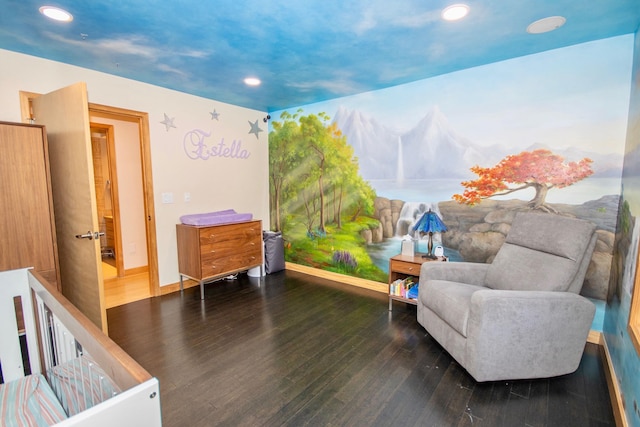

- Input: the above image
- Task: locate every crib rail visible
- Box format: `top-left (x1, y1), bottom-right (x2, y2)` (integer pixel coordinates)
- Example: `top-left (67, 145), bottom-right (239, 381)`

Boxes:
top-left (27, 270), bottom-right (152, 390)
top-left (0, 268), bottom-right (161, 426)
top-left (36, 294), bottom-right (121, 415)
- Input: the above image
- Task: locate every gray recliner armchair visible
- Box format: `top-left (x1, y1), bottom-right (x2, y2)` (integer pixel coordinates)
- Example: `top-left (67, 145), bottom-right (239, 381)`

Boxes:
top-left (417, 211), bottom-right (597, 382)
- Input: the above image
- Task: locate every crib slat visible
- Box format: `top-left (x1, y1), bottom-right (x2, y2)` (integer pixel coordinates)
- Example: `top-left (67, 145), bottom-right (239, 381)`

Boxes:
top-left (36, 297), bottom-right (55, 371)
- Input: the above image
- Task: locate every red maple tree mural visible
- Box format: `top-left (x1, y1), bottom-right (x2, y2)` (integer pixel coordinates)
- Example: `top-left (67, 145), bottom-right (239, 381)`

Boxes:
top-left (453, 149), bottom-right (594, 211)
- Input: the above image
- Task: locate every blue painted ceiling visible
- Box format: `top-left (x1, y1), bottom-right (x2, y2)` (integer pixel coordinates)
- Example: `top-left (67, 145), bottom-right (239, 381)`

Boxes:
top-left (1, 0), bottom-right (639, 112)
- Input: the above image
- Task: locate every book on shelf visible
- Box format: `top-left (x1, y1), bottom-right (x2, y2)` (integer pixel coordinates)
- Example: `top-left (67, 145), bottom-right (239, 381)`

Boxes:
top-left (390, 277), bottom-right (417, 299)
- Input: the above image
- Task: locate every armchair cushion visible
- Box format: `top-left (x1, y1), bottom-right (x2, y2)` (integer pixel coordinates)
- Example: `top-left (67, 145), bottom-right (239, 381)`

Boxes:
top-left (485, 245), bottom-right (577, 292)
top-left (504, 212), bottom-right (596, 260)
top-left (422, 280), bottom-right (486, 338)
top-left (484, 213), bottom-right (596, 292)
top-left (419, 261), bottom-right (489, 286)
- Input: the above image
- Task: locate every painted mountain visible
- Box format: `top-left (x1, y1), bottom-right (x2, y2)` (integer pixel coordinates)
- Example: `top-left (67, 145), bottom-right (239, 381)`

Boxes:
top-left (332, 107), bottom-right (399, 180)
top-left (333, 106), bottom-right (623, 181)
top-left (398, 107), bottom-right (499, 180)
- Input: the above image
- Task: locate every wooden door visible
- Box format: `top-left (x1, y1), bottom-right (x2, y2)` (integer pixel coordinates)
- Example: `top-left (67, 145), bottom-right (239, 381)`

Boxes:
top-left (0, 122), bottom-right (59, 286)
top-left (32, 82), bottom-right (107, 333)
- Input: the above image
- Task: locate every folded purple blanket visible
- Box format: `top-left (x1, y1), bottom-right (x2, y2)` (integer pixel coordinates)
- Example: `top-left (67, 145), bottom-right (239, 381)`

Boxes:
top-left (180, 209), bottom-right (253, 226)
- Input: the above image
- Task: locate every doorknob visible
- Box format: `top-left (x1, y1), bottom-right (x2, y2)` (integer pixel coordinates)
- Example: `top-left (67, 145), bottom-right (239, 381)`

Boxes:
top-left (75, 231), bottom-right (105, 240)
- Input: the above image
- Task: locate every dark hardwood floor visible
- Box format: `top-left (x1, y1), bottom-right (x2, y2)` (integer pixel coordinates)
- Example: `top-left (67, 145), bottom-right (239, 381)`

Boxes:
top-left (107, 270), bottom-right (615, 427)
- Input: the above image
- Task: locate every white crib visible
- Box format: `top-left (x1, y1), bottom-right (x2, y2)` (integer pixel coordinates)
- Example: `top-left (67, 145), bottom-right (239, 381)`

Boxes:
top-left (0, 268), bottom-right (162, 426)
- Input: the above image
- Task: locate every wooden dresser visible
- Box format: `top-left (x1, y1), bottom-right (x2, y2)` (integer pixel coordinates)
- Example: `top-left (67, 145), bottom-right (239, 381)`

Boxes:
top-left (176, 220), bottom-right (263, 299)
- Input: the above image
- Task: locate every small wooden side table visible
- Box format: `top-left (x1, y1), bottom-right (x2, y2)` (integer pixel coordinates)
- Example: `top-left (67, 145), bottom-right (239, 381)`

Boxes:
top-left (388, 253), bottom-right (445, 311)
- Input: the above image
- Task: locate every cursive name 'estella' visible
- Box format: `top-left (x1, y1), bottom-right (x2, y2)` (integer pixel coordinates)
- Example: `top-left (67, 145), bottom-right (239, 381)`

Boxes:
top-left (183, 129), bottom-right (251, 160)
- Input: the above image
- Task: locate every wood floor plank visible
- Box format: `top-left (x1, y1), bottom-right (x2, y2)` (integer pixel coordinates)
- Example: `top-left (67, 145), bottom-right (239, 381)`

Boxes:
top-left (464, 380), bottom-right (510, 425)
top-left (107, 270), bottom-right (615, 427)
top-left (547, 371), bottom-right (590, 426)
top-left (502, 392), bottom-right (531, 426)
top-left (524, 379), bottom-right (550, 427)
top-left (582, 345), bottom-right (617, 424)
top-left (415, 362), bottom-right (472, 426)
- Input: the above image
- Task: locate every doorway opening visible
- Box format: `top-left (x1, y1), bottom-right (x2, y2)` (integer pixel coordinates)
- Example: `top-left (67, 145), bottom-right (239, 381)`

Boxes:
top-left (91, 124), bottom-right (121, 278)
top-left (89, 115), bottom-right (153, 309)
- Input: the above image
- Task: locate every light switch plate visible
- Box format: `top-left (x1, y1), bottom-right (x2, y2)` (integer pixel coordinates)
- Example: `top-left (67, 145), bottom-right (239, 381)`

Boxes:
top-left (162, 192), bottom-right (174, 204)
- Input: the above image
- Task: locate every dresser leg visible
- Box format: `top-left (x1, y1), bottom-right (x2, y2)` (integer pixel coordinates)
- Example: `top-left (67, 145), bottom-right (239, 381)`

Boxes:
top-left (200, 281), bottom-right (205, 300)
top-left (179, 274), bottom-right (184, 292)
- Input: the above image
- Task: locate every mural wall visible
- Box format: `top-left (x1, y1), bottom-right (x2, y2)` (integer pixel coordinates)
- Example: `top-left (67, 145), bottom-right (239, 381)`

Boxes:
top-left (605, 29), bottom-right (640, 426)
top-left (269, 35), bottom-right (633, 317)
top-left (271, 33), bottom-right (640, 420)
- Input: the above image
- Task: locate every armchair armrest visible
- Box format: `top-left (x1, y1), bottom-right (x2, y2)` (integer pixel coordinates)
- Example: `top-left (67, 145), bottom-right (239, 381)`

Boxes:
top-left (465, 290), bottom-right (595, 381)
top-left (420, 261), bottom-right (489, 287)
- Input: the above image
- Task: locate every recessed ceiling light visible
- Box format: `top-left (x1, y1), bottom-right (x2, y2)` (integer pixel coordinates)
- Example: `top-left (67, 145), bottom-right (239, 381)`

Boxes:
top-left (39, 6), bottom-right (73, 22)
top-left (441, 4), bottom-right (469, 21)
top-left (527, 16), bottom-right (566, 34)
top-left (244, 77), bottom-right (261, 86)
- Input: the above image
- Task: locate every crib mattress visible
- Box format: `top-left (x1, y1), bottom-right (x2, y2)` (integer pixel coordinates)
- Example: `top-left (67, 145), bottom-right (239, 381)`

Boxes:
top-left (180, 209), bottom-right (253, 226)
top-left (0, 374), bottom-right (68, 426)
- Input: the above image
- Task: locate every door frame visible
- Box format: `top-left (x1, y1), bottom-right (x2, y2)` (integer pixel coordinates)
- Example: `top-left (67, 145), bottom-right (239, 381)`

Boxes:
top-left (20, 92), bottom-right (160, 297)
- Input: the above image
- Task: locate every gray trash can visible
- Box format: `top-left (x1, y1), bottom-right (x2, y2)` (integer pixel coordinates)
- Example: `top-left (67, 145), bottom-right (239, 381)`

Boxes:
top-left (263, 231), bottom-right (285, 274)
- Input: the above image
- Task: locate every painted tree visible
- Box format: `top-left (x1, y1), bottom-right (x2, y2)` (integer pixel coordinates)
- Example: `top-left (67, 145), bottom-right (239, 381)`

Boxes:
top-left (299, 113), bottom-right (332, 233)
top-left (325, 129), bottom-right (352, 228)
top-left (323, 124), bottom-right (373, 228)
top-left (453, 149), bottom-right (594, 211)
top-left (269, 110), bottom-right (377, 236)
top-left (268, 110), bottom-right (304, 231)
top-left (302, 114), bottom-right (374, 231)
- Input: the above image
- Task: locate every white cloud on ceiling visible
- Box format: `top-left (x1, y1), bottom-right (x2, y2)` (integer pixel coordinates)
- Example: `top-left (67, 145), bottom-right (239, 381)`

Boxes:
top-left (43, 31), bottom-right (210, 61)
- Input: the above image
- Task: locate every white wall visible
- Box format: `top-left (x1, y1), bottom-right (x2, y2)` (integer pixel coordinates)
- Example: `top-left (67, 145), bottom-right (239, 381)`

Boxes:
top-left (0, 48), bottom-right (271, 288)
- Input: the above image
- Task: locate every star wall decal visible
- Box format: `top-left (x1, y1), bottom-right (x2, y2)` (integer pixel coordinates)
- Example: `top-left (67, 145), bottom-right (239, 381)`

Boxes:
top-left (160, 113), bottom-right (176, 132)
top-left (248, 119), bottom-right (263, 139)
top-left (210, 109), bottom-right (220, 120)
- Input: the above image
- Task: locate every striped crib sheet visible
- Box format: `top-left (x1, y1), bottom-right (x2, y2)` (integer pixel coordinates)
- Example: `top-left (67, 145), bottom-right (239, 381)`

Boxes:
top-left (0, 374), bottom-right (67, 427)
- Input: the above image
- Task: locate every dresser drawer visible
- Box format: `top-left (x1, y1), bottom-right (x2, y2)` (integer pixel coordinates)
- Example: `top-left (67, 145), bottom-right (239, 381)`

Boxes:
top-left (200, 234), bottom-right (261, 257)
top-left (199, 222), bottom-right (261, 246)
top-left (201, 248), bottom-right (262, 278)
top-left (390, 260), bottom-right (422, 276)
